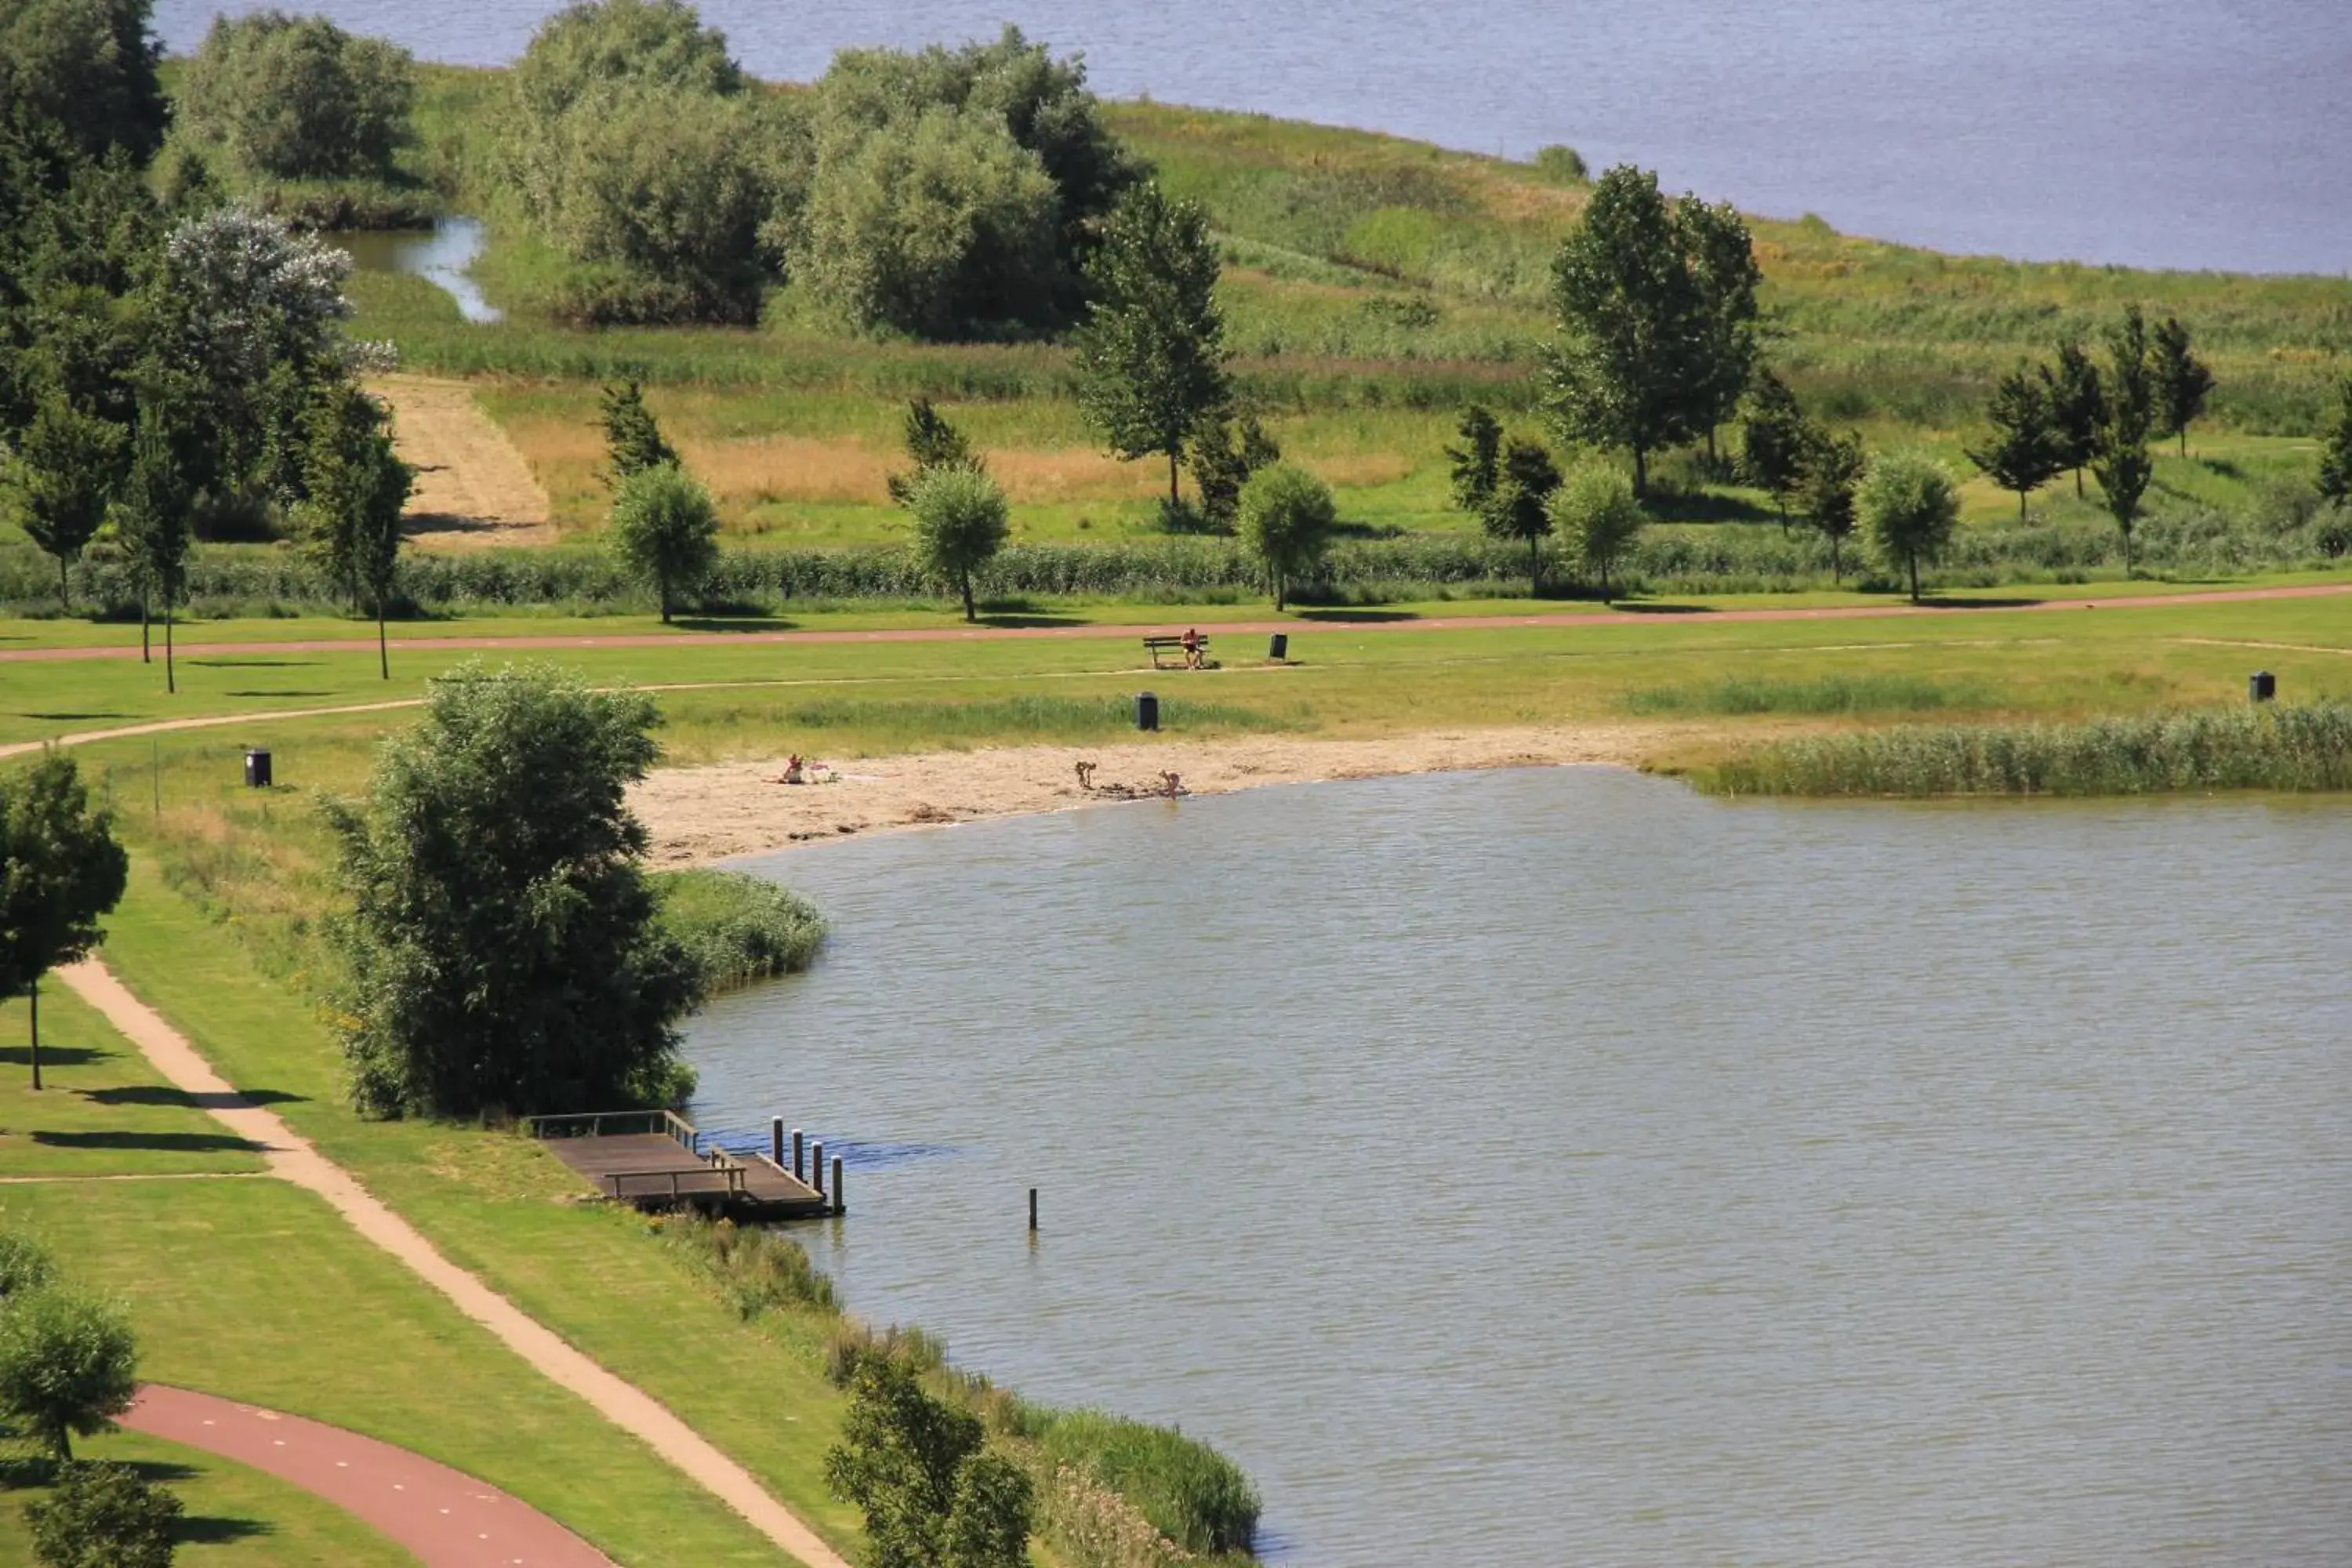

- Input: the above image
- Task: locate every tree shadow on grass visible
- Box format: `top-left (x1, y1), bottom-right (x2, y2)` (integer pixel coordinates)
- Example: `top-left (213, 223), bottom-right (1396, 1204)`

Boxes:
top-left (223, 689), bottom-right (335, 699)
top-left (20, 712), bottom-right (130, 722)
top-left (178, 1515), bottom-right (270, 1546)
top-left (1916, 596), bottom-right (2045, 610)
top-left (1290, 608), bottom-right (1422, 623)
top-left (187, 659), bottom-right (319, 670)
top-left (1606, 601), bottom-right (1711, 615)
top-left (668, 615), bottom-right (800, 633)
top-left (973, 612), bottom-right (1090, 629)
top-left (0, 1045), bottom-right (100, 1069)
top-left (85, 1086), bottom-right (304, 1110)
top-left (31, 1131), bottom-right (264, 1154)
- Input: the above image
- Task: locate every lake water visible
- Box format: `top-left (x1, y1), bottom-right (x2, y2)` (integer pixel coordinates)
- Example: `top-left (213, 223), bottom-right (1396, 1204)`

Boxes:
top-left (336, 217), bottom-right (499, 321)
top-left (157, 0), bottom-right (2350, 275)
top-left (686, 768), bottom-right (2352, 1566)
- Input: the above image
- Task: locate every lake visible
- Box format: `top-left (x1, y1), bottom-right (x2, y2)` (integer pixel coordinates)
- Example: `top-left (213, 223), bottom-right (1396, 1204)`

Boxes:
top-left (686, 768), bottom-right (2352, 1565)
top-left (155, 0), bottom-right (2350, 275)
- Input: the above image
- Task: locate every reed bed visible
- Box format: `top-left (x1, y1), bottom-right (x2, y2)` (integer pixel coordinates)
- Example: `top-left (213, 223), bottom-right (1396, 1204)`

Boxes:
top-left (1708, 703), bottom-right (2352, 797)
top-left (651, 869), bottom-right (827, 993)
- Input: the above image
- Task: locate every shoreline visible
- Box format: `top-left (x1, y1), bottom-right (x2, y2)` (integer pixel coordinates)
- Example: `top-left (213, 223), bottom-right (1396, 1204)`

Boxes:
top-left (631, 723), bottom-right (1707, 865)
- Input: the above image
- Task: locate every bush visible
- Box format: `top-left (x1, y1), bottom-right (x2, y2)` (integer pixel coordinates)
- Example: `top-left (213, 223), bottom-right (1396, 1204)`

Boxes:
top-left (25, 1460), bottom-right (182, 1568)
top-left (0, 1288), bottom-right (137, 1461)
top-left (178, 12), bottom-right (416, 181)
top-left (1236, 463), bottom-right (1338, 610)
top-left (652, 1212), bottom-right (836, 1316)
top-left (1710, 702), bottom-right (2352, 797)
top-left (608, 463), bottom-right (720, 622)
top-left (1022, 1407), bottom-right (1259, 1557)
top-left (652, 869), bottom-right (825, 992)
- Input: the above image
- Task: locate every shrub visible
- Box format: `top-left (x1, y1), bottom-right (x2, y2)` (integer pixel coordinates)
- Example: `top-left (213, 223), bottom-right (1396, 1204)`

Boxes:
top-left (0, 1232), bottom-right (56, 1299)
top-left (1022, 1406), bottom-right (1259, 1557)
top-left (179, 12), bottom-right (416, 181)
top-left (1531, 144), bottom-right (1588, 183)
top-left (1236, 463), bottom-right (1337, 611)
top-left (652, 868), bottom-right (825, 991)
top-left (652, 1212), bottom-right (837, 1316)
top-left (0, 1288), bottom-right (137, 1461)
top-left (25, 1460), bottom-right (182, 1568)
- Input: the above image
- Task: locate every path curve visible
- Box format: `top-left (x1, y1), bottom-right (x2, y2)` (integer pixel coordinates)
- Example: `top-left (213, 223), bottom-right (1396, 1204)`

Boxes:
top-left (123, 1384), bottom-right (613, 1567)
top-left (5, 580), bottom-right (2347, 665)
top-left (58, 958), bottom-right (851, 1568)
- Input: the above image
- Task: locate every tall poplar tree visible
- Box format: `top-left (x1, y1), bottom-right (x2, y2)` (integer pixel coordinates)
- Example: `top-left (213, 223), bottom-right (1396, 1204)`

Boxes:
top-left (7, 396), bottom-right (124, 610)
top-left (2038, 339), bottom-right (2103, 498)
top-left (0, 752), bottom-right (129, 1091)
top-left (1740, 370), bottom-right (1813, 527)
top-left (2319, 374), bottom-right (2352, 506)
top-left (2092, 307), bottom-right (2155, 575)
top-left (1075, 182), bottom-right (1230, 506)
top-left (2151, 315), bottom-right (2215, 459)
top-left (113, 406), bottom-right (192, 682)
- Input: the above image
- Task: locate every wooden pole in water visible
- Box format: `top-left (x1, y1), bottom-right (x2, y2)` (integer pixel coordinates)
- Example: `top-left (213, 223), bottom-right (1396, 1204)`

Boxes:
top-left (792, 1127), bottom-right (804, 1181)
top-left (810, 1142), bottom-right (825, 1197)
top-left (1029, 1187), bottom-right (1038, 1232)
top-left (831, 1156), bottom-right (844, 1217)
top-left (770, 1116), bottom-right (784, 1167)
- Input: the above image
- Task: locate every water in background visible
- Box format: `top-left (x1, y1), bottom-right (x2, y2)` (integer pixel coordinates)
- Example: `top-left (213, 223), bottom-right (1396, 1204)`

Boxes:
top-left (688, 768), bottom-right (2352, 1566)
top-left (158, 0), bottom-right (2350, 275)
top-left (334, 217), bottom-right (499, 321)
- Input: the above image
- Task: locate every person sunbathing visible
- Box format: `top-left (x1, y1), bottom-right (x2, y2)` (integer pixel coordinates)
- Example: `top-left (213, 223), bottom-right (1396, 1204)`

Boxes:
top-left (777, 754), bottom-right (805, 785)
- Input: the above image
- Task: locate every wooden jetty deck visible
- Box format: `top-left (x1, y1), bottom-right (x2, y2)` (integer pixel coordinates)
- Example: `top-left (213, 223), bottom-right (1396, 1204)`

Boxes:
top-left (522, 1109), bottom-right (839, 1220)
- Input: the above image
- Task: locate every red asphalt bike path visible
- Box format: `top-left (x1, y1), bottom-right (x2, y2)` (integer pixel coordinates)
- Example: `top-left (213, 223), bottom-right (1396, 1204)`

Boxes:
top-left (2, 581), bottom-right (2347, 666)
top-left (122, 1385), bottom-right (615, 1566)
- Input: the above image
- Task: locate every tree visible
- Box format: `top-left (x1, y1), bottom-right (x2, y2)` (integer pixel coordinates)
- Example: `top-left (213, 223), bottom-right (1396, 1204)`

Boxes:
top-left (2039, 338), bottom-right (2103, 498)
top-left (2151, 315), bottom-right (2215, 459)
top-left (179, 12), bottom-right (416, 180)
top-left (323, 662), bottom-right (700, 1120)
top-left (599, 379), bottom-right (676, 486)
top-left (2092, 306), bottom-right (2156, 575)
top-left (2319, 374), bottom-right (2352, 505)
top-left (0, 0), bottom-right (169, 162)
top-left (1965, 363), bottom-right (2067, 519)
top-left (826, 1357), bottom-right (1032, 1568)
top-left (1739, 370), bottom-right (1813, 526)
top-left (26, 1459), bottom-right (183, 1568)
top-left (1482, 437), bottom-right (1560, 596)
top-left (1549, 464), bottom-right (1645, 602)
top-left (112, 408), bottom-right (189, 672)
top-left (1188, 411), bottom-right (1279, 530)
top-left (1861, 451), bottom-right (1960, 603)
top-left (0, 1287), bottom-right (136, 1461)
top-left (0, 751), bottom-right (128, 1091)
top-left (608, 463), bottom-right (719, 624)
top-left (299, 383), bottom-right (412, 678)
top-left (1075, 182), bottom-right (1230, 507)
top-left (1544, 165), bottom-right (1753, 497)
top-left (1236, 463), bottom-right (1337, 613)
top-left (906, 466), bottom-right (1009, 622)
top-left (1802, 427), bottom-right (1866, 583)
top-left (6, 396), bottom-right (124, 608)
top-left (1445, 404), bottom-right (1503, 514)
top-left (885, 397), bottom-right (982, 506)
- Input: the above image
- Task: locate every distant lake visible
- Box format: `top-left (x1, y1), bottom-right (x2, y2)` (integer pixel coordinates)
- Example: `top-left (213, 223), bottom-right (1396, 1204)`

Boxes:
top-left (157, 0), bottom-right (2350, 275)
top-left (687, 768), bottom-right (2352, 1566)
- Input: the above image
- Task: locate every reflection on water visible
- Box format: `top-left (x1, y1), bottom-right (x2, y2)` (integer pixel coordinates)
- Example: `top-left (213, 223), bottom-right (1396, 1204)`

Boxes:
top-left (688, 768), bottom-right (2352, 1565)
top-left (337, 216), bottom-right (499, 323)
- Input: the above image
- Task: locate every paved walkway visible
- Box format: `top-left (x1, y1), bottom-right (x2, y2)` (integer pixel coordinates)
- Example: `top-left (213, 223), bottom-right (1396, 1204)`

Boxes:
top-left (124, 1385), bottom-right (613, 1567)
top-left (4, 580), bottom-right (2347, 665)
top-left (58, 958), bottom-right (851, 1568)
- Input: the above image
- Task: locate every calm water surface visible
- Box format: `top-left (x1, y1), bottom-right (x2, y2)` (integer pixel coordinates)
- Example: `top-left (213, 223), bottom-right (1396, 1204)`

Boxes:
top-left (159, 0), bottom-right (2350, 274)
top-left (688, 768), bottom-right (2352, 1566)
top-left (334, 217), bottom-right (499, 321)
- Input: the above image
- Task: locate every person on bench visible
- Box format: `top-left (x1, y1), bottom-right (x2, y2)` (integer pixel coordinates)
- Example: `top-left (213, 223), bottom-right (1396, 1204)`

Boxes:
top-left (1181, 626), bottom-right (1203, 669)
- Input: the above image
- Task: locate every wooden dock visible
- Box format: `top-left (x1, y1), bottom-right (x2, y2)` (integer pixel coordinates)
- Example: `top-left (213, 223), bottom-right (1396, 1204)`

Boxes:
top-left (522, 1109), bottom-right (838, 1220)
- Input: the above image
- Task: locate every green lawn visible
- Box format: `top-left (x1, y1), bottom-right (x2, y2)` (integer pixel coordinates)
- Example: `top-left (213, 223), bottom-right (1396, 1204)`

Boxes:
top-left (0, 985), bottom-right (266, 1178)
top-left (0, 1429), bottom-right (417, 1568)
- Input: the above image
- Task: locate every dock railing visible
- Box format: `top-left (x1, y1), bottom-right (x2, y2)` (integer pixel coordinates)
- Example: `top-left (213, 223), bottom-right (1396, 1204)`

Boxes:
top-left (520, 1108), bottom-right (700, 1152)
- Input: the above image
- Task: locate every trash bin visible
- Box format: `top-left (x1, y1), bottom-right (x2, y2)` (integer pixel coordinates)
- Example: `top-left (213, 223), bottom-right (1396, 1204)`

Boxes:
top-left (1135, 691), bottom-right (1160, 731)
top-left (1269, 633), bottom-right (1290, 662)
top-left (243, 748), bottom-right (273, 788)
top-left (2250, 670), bottom-right (2276, 703)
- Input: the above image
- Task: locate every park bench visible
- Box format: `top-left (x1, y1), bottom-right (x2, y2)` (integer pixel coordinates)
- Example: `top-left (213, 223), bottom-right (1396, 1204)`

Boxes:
top-left (1143, 634), bottom-right (1212, 670)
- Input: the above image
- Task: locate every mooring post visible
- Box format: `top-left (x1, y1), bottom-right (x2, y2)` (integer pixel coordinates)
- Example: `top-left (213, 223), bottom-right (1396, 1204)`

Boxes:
top-left (811, 1142), bottom-right (825, 1197)
top-left (770, 1116), bottom-right (784, 1167)
top-left (831, 1156), bottom-right (845, 1217)
top-left (1029, 1187), bottom-right (1038, 1232)
top-left (792, 1127), bottom-right (804, 1181)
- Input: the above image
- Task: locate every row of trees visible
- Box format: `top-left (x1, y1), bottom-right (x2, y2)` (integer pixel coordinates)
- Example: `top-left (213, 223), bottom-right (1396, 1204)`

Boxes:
top-left (2, 0), bottom-right (414, 681)
top-left (1965, 308), bottom-right (2214, 569)
top-left (495, 0), bottom-right (1139, 332)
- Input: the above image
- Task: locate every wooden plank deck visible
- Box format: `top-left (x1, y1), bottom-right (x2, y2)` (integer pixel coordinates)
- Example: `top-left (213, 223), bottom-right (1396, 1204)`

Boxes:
top-left (524, 1111), bottom-right (837, 1220)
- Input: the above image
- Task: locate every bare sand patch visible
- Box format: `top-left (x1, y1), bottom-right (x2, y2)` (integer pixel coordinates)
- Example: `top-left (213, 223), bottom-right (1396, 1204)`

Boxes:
top-left (372, 375), bottom-right (557, 548)
top-left (632, 724), bottom-right (1691, 866)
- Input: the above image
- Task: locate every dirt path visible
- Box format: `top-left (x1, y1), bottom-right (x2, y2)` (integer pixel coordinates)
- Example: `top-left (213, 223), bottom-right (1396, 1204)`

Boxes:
top-left (57, 958), bottom-right (850, 1568)
top-left (4, 580), bottom-right (2346, 665)
top-left (371, 375), bottom-right (557, 550)
top-left (124, 1385), bottom-right (613, 1567)
top-left (633, 724), bottom-right (1697, 866)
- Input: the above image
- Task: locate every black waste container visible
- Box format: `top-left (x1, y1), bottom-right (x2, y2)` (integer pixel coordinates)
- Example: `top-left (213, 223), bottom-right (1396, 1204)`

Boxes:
top-left (244, 748), bottom-right (272, 788)
top-left (1269, 633), bottom-right (1289, 662)
top-left (2250, 670), bottom-right (2276, 703)
top-left (1135, 691), bottom-right (1160, 731)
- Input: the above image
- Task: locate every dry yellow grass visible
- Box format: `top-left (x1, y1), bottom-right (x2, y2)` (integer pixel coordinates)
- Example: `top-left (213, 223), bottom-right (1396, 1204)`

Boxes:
top-left (372, 376), bottom-right (557, 548)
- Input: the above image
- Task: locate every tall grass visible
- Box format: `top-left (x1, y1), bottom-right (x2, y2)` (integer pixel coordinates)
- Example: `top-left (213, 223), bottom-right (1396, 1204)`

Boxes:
top-left (1018, 1406), bottom-right (1262, 1557)
top-left (1708, 702), bottom-right (2352, 796)
top-left (1626, 673), bottom-right (1987, 716)
top-left (650, 869), bottom-right (826, 992)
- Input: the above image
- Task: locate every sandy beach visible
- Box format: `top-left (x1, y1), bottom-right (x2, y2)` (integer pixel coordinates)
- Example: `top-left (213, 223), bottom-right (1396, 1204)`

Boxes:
top-left (630, 723), bottom-right (1696, 865)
